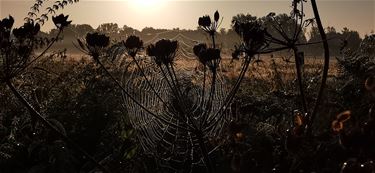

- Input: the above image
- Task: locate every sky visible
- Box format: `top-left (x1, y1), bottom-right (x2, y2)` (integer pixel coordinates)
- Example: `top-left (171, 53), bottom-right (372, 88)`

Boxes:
top-left (1, 0), bottom-right (374, 37)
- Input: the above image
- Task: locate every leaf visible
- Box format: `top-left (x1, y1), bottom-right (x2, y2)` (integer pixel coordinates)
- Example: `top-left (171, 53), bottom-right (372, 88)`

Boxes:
top-left (294, 112), bottom-right (304, 127)
top-left (332, 120), bottom-right (343, 133)
top-left (336, 110), bottom-right (351, 122)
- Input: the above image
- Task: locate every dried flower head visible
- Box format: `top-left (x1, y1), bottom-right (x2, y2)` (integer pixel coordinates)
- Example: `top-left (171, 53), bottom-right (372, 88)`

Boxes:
top-left (124, 35), bottom-right (143, 57)
top-left (0, 15), bottom-right (14, 32)
top-left (146, 39), bottom-right (178, 65)
top-left (198, 10), bottom-right (221, 35)
top-left (193, 43), bottom-right (221, 71)
top-left (124, 35), bottom-right (143, 50)
top-left (233, 20), bottom-right (268, 55)
top-left (85, 32), bottom-right (110, 48)
top-left (12, 21), bottom-right (40, 39)
top-left (198, 15), bottom-right (211, 28)
top-left (52, 14), bottom-right (72, 29)
top-left (0, 16), bottom-right (14, 46)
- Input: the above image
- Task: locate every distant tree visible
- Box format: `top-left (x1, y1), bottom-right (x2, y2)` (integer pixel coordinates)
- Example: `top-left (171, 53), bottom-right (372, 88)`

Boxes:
top-left (141, 27), bottom-right (156, 34)
top-left (60, 24), bottom-right (94, 39)
top-left (308, 26), bottom-right (362, 56)
top-left (119, 25), bottom-right (139, 38)
top-left (307, 26), bottom-right (322, 55)
top-left (231, 13), bottom-right (257, 24)
top-left (260, 13), bottom-right (307, 45)
top-left (73, 24), bottom-right (94, 36)
top-left (325, 26), bottom-right (341, 55)
top-left (97, 23), bottom-right (119, 38)
top-left (341, 27), bottom-right (362, 52)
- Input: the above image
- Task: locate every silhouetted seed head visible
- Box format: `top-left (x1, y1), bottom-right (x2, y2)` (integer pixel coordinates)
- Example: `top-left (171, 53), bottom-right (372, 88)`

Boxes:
top-left (124, 35), bottom-right (143, 50)
top-left (214, 10), bottom-right (220, 22)
top-left (146, 39), bottom-right (178, 65)
top-left (0, 16), bottom-right (14, 43)
top-left (193, 43), bottom-right (221, 65)
top-left (52, 14), bottom-right (72, 29)
top-left (193, 43), bottom-right (206, 56)
top-left (198, 16), bottom-right (211, 28)
top-left (234, 21), bottom-right (268, 55)
top-left (0, 15), bottom-right (14, 31)
top-left (12, 21), bottom-right (40, 39)
top-left (85, 32), bottom-right (110, 48)
top-left (198, 11), bottom-right (221, 36)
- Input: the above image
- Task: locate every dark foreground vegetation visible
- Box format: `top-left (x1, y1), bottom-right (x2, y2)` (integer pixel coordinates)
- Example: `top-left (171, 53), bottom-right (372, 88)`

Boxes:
top-left (1, 0), bottom-right (374, 172)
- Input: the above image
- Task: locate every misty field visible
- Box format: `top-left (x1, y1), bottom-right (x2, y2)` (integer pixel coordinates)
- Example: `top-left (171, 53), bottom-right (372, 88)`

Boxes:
top-left (1, 0), bottom-right (375, 173)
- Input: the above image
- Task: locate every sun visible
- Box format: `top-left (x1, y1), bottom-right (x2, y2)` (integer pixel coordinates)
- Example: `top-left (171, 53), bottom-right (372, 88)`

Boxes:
top-left (129, 0), bottom-right (166, 13)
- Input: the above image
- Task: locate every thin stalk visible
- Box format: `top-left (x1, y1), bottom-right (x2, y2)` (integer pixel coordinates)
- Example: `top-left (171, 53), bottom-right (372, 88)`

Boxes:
top-left (293, 47), bottom-right (308, 113)
top-left (158, 64), bottom-right (181, 99)
top-left (5, 79), bottom-right (110, 173)
top-left (166, 65), bottom-right (200, 130)
top-left (21, 29), bottom-right (63, 72)
top-left (130, 54), bottom-right (168, 106)
top-left (205, 57), bottom-right (251, 130)
top-left (202, 70), bottom-right (217, 128)
top-left (200, 66), bottom-right (207, 108)
top-left (196, 131), bottom-right (214, 173)
top-left (307, 0), bottom-right (330, 135)
top-left (170, 64), bottom-right (184, 97)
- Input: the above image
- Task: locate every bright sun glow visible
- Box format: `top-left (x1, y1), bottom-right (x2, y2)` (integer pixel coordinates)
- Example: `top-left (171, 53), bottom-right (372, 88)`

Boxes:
top-left (129, 0), bottom-right (166, 14)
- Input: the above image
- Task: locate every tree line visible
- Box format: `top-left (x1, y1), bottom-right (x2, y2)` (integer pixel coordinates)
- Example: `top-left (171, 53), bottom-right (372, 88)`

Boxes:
top-left (41, 13), bottom-right (365, 57)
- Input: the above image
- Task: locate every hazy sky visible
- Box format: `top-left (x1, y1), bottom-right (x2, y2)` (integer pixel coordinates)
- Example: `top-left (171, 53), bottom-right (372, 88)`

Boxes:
top-left (1, 0), bottom-right (374, 37)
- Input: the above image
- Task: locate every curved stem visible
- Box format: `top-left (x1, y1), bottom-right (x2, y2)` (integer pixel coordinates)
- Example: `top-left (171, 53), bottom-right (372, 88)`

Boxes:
top-left (5, 79), bottom-right (110, 173)
top-left (307, 0), bottom-right (330, 135)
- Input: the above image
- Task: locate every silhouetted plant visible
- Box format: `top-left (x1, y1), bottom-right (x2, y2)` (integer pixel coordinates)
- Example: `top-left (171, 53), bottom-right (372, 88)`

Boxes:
top-left (74, 12), bottom-right (233, 171)
top-left (0, 10), bottom-right (110, 172)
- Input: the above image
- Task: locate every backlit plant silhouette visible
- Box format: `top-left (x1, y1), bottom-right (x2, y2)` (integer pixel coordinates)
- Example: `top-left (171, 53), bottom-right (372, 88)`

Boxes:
top-left (0, 0), bottom-right (111, 172)
top-left (75, 3), bottom-right (330, 170)
top-left (78, 12), bottom-right (232, 172)
top-left (3, 0), bottom-right (375, 172)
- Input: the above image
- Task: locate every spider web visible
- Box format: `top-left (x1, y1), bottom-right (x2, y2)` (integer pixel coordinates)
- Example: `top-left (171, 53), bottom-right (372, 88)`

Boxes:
top-left (119, 53), bottom-right (231, 170)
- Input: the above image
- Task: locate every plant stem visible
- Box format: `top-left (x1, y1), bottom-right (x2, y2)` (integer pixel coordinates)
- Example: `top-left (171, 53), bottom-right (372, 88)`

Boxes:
top-left (307, 0), bottom-right (330, 135)
top-left (196, 131), bottom-right (214, 173)
top-left (307, 0), bottom-right (329, 134)
top-left (293, 47), bottom-right (308, 113)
